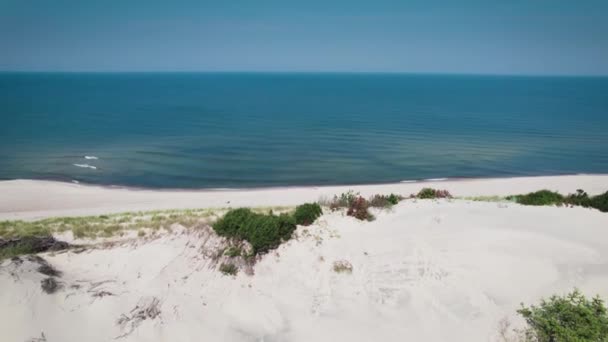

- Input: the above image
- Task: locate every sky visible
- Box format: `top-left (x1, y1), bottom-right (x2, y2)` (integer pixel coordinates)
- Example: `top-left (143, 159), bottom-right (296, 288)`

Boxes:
top-left (1, 0), bottom-right (607, 75)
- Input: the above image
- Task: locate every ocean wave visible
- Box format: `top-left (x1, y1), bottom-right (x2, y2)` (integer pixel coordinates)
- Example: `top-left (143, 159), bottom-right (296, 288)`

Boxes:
top-left (73, 163), bottom-right (97, 170)
top-left (400, 180), bottom-right (417, 183)
top-left (84, 155), bottom-right (98, 160)
top-left (425, 178), bottom-right (448, 181)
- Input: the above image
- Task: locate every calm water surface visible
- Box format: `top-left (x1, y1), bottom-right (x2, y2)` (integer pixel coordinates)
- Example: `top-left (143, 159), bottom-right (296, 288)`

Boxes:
top-left (1, 73), bottom-right (607, 188)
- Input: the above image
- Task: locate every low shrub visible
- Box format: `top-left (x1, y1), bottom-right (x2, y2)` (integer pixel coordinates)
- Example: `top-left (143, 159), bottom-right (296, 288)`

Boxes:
top-left (517, 289), bottom-right (608, 342)
top-left (212, 209), bottom-right (296, 255)
top-left (589, 191), bottom-right (608, 213)
top-left (415, 188), bottom-right (452, 199)
top-left (219, 263), bottom-right (238, 276)
top-left (369, 193), bottom-right (403, 208)
top-left (347, 196), bottom-right (374, 221)
top-left (328, 190), bottom-right (359, 210)
top-left (511, 190), bottom-right (564, 206)
top-left (294, 203), bottom-right (322, 226)
top-left (564, 189), bottom-right (591, 207)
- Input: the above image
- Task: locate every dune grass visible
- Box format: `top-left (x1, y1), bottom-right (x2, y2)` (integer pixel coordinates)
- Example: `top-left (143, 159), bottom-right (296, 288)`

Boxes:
top-left (0, 206), bottom-right (294, 240)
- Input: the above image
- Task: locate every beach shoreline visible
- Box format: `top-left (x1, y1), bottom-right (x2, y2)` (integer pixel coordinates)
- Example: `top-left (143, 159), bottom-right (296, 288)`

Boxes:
top-left (1, 174), bottom-right (607, 220)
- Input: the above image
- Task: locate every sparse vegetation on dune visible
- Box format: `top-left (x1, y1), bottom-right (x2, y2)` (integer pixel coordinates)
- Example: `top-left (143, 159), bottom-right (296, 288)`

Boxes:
top-left (508, 189), bottom-right (608, 212)
top-left (0, 206), bottom-right (294, 241)
top-left (0, 236), bottom-right (69, 261)
top-left (413, 188), bottom-right (453, 199)
top-left (322, 191), bottom-right (405, 221)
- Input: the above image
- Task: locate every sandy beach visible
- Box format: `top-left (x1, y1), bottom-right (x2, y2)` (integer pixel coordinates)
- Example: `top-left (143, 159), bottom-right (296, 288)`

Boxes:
top-left (1, 175), bottom-right (608, 341)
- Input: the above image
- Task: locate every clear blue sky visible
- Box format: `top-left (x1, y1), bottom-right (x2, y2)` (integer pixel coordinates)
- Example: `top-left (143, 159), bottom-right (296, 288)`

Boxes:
top-left (1, 0), bottom-right (607, 75)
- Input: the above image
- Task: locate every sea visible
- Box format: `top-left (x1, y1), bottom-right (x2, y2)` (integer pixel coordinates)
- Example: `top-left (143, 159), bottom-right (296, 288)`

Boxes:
top-left (1, 72), bottom-right (607, 188)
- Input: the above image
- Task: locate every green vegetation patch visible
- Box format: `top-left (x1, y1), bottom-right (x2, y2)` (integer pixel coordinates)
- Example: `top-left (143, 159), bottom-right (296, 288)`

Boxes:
top-left (0, 236), bottom-right (69, 261)
top-left (293, 203), bottom-right (323, 226)
top-left (414, 188), bottom-right (453, 199)
top-left (518, 289), bottom-right (608, 342)
top-left (507, 189), bottom-right (608, 212)
top-left (0, 208), bottom-right (227, 240)
top-left (213, 208), bottom-right (297, 255)
top-left (219, 263), bottom-right (238, 276)
top-left (508, 190), bottom-right (565, 206)
top-left (369, 193), bottom-right (403, 208)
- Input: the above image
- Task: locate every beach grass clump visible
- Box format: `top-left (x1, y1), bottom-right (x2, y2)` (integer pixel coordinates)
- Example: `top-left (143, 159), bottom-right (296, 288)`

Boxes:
top-left (293, 203), bottom-right (323, 226)
top-left (368, 193), bottom-right (403, 208)
top-left (332, 260), bottom-right (353, 274)
top-left (327, 190), bottom-right (359, 210)
top-left (219, 262), bottom-right (238, 276)
top-left (212, 208), bottom-right (297, 255)
top-left (508, 190), bottom-right (564, 206)
top-left (223, 246), bottom-right (242, 257)
top-left (414, 188), bottom-right (453, 199)
top-left (517, 289), bottom-right (608, 342)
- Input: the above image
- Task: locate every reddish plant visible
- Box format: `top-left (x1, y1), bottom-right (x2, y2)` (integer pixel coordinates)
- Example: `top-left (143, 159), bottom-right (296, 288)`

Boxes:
top-left (347, 196), bottom-right (373, 221)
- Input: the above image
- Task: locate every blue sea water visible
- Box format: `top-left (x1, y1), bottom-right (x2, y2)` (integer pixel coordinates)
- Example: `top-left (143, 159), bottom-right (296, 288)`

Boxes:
top-left (1, 72), bottom-right (607, 188)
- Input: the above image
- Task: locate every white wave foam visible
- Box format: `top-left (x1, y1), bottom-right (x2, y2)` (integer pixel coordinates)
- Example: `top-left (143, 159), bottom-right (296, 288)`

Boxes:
top-left (400, 180), bottom-right (417, 183)
top-left (425, 178), bottom-right (447, 181)
top-left (73, 163), bottom-right (97, 170)
top-left (84, 155), bottom-right (98, 160)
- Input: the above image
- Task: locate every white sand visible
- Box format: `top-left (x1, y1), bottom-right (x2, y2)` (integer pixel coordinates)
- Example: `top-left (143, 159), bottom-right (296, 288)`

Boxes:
top-left (1, 174), bottom-right (607, 220)
top-left (1, 175), bottom-right (608, 341)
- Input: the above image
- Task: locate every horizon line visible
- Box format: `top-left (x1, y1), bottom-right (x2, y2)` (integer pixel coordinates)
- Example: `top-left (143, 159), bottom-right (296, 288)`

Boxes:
top-left (1, 70), bottom-right (608, 78)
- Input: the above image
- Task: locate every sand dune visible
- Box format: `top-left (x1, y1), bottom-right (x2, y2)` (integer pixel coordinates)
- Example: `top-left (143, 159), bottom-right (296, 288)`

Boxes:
top-left (1, 175), bottom-right (608, 341)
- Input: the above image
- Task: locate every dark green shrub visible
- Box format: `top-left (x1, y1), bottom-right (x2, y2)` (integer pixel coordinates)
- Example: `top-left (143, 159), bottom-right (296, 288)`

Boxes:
top-left (212, 208), bottom-right (255, 238)
top-left (219, 263), bottom-right (238, 276)
top-left (513, 190), bottom-right (564, 206)
top-left (565, 189), bottom-right (591, 207)
top-left (369, 193), bottom-right (403, 208)
top-left (589, 191), bottom-right (608, 213)
top-left (415, 188), bottom-right (452, 199)
top-left (294, 203), bottom-right (322, 226)
top-left (387, 193), bottom-right (402, 205)
top-left (212, 209), bottom-right (296, 255)
top-left (347, 197), bottom-right (373, 221)
top-left (517, 289), bottom-right (608, 342)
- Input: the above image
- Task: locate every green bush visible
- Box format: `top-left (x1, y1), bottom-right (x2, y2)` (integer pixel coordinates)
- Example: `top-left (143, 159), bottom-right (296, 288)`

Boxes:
top-left (213, 209), bottom-right (296, 255)
top-left (517, 289), bottom-right (608, 342)
top-left (565, 189), bottom-right (591, 207)
top-left (212, 208), bottom-right (254, 238)
top-left (369, 193), bottom-right (403, 208)
top-left (512, 190), bottom-right (565, 206)
top-left (294, 203), bottom-right (322, 226)
top-left (415, 188), bottom-right (452, 199)
top-left (589, 191), bottom-right (608, 213)
top-left (219, 263), bottom-right (238, 276)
